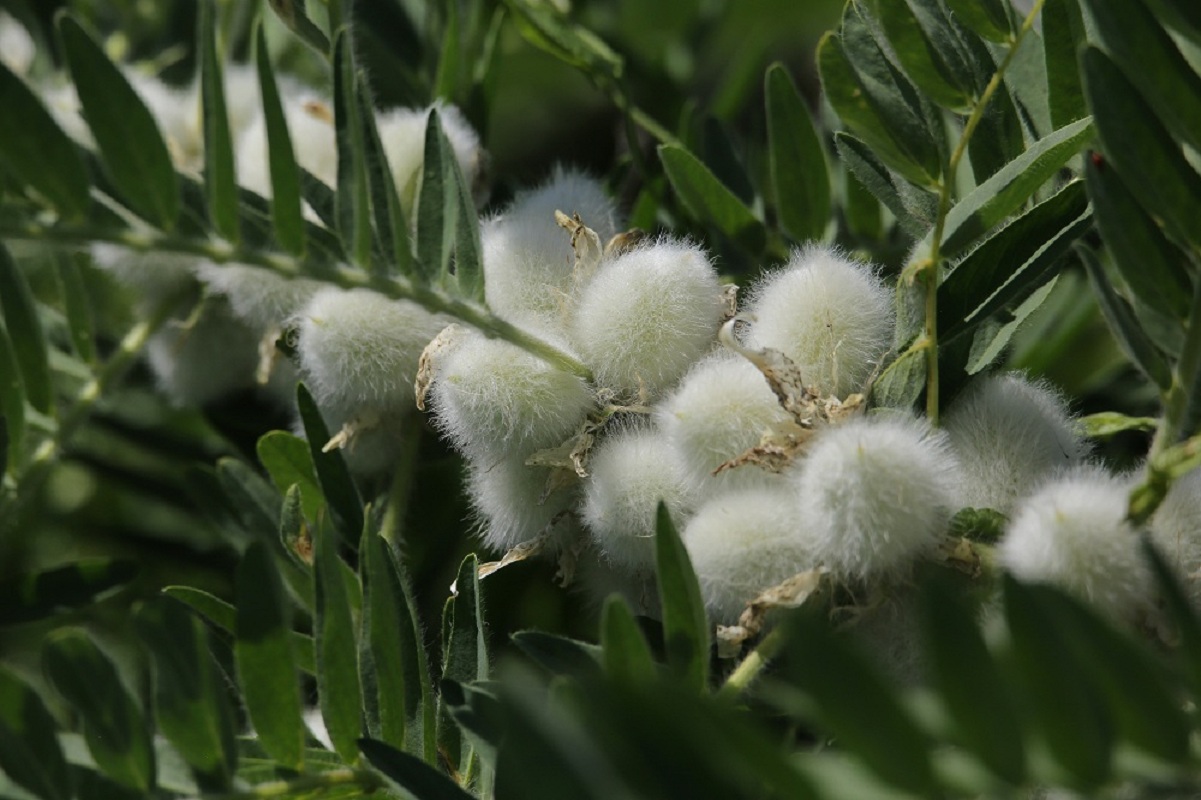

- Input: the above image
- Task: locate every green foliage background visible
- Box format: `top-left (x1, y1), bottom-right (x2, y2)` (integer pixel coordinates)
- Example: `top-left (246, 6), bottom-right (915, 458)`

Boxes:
top-left (0, 0), bottom-right (1200, 797)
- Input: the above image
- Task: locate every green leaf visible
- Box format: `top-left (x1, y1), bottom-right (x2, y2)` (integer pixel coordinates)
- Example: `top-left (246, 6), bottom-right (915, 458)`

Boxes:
top-left (870, 341), bottom-right (927, 411)
top-left (1081, 46), bottom-right (1201, 253)
top-left (921, 576), bottom-right (1025, 783)
top-left (198, 0), bottom-right (238, 241)
top-left (433, 0), bottom-right (462, 102)
top-left (834, 133), bottom-right (937, 237)
top-left (134, 599), bottom-right (236, 788)
top-left (1079, 412), bottom-right (1158, 438)
top-left (654, 501), bottom-right (709, 693)
top-left (940, 180), bottom-right (1091, 341)
top-left (452, 149), bottom-right (484, 301)
top-left (360, 738), bottom-right (475, 800)
top-left (0, 243), bottom-right (51, 415)
top-left (0, 559), bottom-right (137, 626)
top-left (314, 516), bottom-right (364, 762)
top-left (1167, 282), bottom-right (1201, 444)
top-left (1048, 588), bottom-right (1190, 762)
top-left (162, 585), bottom-right (317, 675)
top-left (356, 79), bottom-right (413, 278)
top-left (0, 324), bottom-right (23, 474)
top-left (500, 0), bottom-right (623, 84)
top-left (842, 163), bottom-right (883, 240)
top-left (933, 116), bottom-right (1094, 258)
top-left (1043, 0), bottom-right (1087, 129)
top-left (600, 596), bottom-right (657, 684)
top-left (818, 7), bottom-right (942, 188)
top-left (57, 14), bottom-right (179, 229)
top-left (945, 0), bottom-right (1012, 42)
top-left (253, 22), bottom-right (305, 257)
top-left (416, 109), bottom-right (460, 283)
top-left (439, 680), bottom-right (503, 765)
top-left (0, 60), bottom-right (89, 219)
top-left (782, 612), bottom-right (935, 795)
top-left (235, 542), bottom-right (305, 770)
top-left (296, 383), bottom-right (363, 544)
top-left (659, 144), bottom-right (765, 253)
top-left (264, 0), bottom-right (331, 54)
top-left (871, 0), bottom-right (972, 111)
top-left (1002, 576), bottom-right (1111, 787)
top-left (332, 31), bottom-right (372, 269)
top-left (1082, 0), bottom-right (1201, 159)
top-left (53, 253), bottom-right (96, 364)
top-left (765, 64), bottom-right (830, 242)
top-left (42, 630), bottom-right (155, 792)
top-left (360, 529), bottom-right (424, 753)
top-left (443, 555), bottom-right (488, 686)
top-left (257, 430), bottom-right (324, 523)
top-left (1085, 154), bottom-right (1193, 322)
top-left (1078, 244), bottom-right (1173, 391)
top-left (0, 666), bottom-right (72, 800)
top-left (1146, 0), bottom-right (1201, 43)
top-left (511, 631), bottom-right (603, 679)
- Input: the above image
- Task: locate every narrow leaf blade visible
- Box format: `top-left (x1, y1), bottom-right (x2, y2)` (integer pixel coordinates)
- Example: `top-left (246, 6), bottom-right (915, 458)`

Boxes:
top-left (199, 0), bottom-right (239, 241)
top-left (254, 22), bottom-right (305, 256)
top-left (659, 144), bottom-right (765, 253)
top-left (58, 14), bottom-right (179, 228)
top-left (765, 64), bottom-right (830, 242)
top-left (0, 243), bottom-right (51, 414)
top-left (654, 501), bottom-right (709, 693)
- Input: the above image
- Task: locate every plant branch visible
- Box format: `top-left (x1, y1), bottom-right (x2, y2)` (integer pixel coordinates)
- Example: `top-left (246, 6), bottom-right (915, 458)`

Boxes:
top-left (0, 218), bottom-right (595, 381)
top-left (717, 625), bottom-right (788, 701)
top-left (911, 0), bottom-right (1046, 424)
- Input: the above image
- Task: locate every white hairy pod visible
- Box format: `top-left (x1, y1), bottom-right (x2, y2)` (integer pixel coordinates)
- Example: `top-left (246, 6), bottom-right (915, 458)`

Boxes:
top-left (482, 166), bottom-right (618, 330)
top-left (682, 486), bottom-right (813, 624)
top-left (376, 103), bottom-right (482, 215)
top-left (196, 264), bottom-right (319, 334)
top-left (1150, 467), bottom-right (1201, 606)
top-left (571, 239), bottom-right (723, 398)
top-left (943, 373), bottom-right (1088, 514)
top-left (794, 415), bottom-right (957, 581)
top-left (656, 351), bottom-right (793, 494)
top-left (145, 298), bottom-right (260, 407)
top-left (430, 330), bottom-right (596, 462)
top-left (746, 245), bottom-right (893, 398)
top-left (999, 466), bottom-right (1151, 620)
top-left (294, 287), bottom-right (447, 414)
top-left (466, 455), bottom-right (578, 553)
top-left (579, 426), bottom-right (696, 572)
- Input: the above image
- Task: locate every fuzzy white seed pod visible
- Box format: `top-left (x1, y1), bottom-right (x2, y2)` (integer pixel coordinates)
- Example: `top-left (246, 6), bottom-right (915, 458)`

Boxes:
top-left (571, 239), bottom-right (723, 397)
top-left (683, 486), bottom-right (813, 624)
top-left (146, 299), bottom-right (260, 406)
top-left (1149, 467), bottom-right (1201, 606)
top-left (999, 466), bottom-right (1151, 619)
top-left (430, 331), bottom-right (596, 462)
top-left (238, 93), bottom-right (337, 195)
top-left (196, 263), bottom-right (319, 333)
top-left (656, 351), bottom-right (793, 494)
top-left (580, 427), bottom-right (696, 572)
top-left (466, 455), bottom-right (578, 553)
top-left (746, 245), bottom-right (893, 398)
top-left (943, 373), bottom-right (1088, 514)
top-left (0, 11), bottom-right (35, 75)
top-left (295, 287), bottom-right (447, 413)
top-left (482, 166), bottom-right (618, 330)
top-left (376, 103), bottom-right (482, 214)
top-left (795, 415), bottom-right (957, 581)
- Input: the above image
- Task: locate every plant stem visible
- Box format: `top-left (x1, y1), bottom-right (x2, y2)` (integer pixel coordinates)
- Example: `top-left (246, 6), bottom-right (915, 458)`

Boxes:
top-left (717, 626), bottom-right (788, 701)
top-left (915, 0), bottom-right (1046, 424)
top-left (0, 219), bottom-right (595, 381)
top-left (195, 767), bottom-right (384, 799)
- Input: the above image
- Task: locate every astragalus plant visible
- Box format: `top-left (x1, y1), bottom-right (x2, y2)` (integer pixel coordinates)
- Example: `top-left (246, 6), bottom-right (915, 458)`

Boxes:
top-left (2, 0), bottom-right (1201, 797)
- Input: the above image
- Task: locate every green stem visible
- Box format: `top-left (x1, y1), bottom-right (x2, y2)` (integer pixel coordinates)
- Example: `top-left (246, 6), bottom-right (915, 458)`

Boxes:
top-left (196, 767), bottom-right (384, 799)
top-left (717, 626), bottom-right (788, 701)
top-left (0, 219), bottom-right (595, 381)
top-left (916, 0), bottom-right (1046, 424)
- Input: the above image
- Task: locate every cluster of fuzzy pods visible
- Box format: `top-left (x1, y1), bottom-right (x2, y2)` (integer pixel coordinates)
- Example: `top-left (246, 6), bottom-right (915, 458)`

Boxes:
top-left (17, 9), bottom-right (1198, 633)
